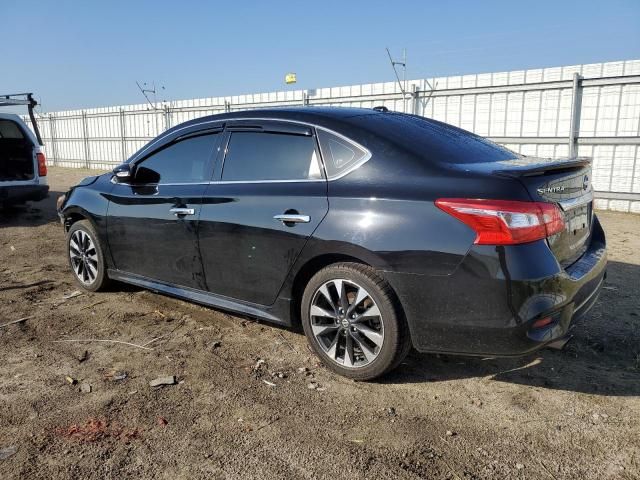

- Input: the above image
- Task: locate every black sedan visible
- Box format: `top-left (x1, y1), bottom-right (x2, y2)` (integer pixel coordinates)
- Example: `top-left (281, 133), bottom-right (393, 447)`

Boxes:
top-left (57, 107), bottom-right (607, 380)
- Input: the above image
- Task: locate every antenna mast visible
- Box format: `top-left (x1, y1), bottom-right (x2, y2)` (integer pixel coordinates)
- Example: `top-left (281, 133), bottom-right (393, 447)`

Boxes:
top-left (386, 47), bottom-right (408, 112)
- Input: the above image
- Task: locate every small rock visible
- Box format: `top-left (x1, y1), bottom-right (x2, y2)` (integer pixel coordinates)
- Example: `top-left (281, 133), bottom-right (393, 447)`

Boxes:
top-left (516, 463), bottom-right (524, 470)
top-left (157, 416), bottom-right (168, 426)
top-left (150, 376), bottom-right (177, 387)
top-left (65, 376), bottom-right (77, 385)
top-left (297, 367), bottom-right (308, 374)
top-left (446, 430), bottom-right (456, 437)
top-left (79, 383), bottom-right (92, 393)
top-left (112, 371), bottom-right (128, 381)
top-left (307, 382), bottom-right (319, 390)
top-left (0, 445), bottom-right (18, 461)
top-left (77, 350), bottom-right (89, 363)
top-left (211, 340), bottom-right (222, 349)
top-left (386, 407), bottom-right (397, 417)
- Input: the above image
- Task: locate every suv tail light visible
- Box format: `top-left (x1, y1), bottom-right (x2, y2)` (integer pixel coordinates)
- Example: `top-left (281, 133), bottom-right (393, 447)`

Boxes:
top-left (37, 153), bottom-right (47, 176)
top-left (435, 198), bottom-right (565, 245)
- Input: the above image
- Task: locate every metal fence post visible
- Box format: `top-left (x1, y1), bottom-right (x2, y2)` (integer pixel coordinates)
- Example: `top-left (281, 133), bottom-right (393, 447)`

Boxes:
top-left (119, 109), bottom-right (127, 162)
top-left (81, 110), bottom-right (90, 168)
top-left (569, 72), bottom-right (583, 158)
top-left (164, 104), bottom-right (171, 131)
top-left (49, 113), bottom-right (58, 166)
top-left (411, 84), bottom-right (419, 115)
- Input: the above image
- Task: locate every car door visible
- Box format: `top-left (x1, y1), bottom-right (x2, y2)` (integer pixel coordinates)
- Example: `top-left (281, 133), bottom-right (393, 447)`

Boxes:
top-left (198, 120), bottom-right (329, 305)
top-left (107, 127), bottom-right (222, 289)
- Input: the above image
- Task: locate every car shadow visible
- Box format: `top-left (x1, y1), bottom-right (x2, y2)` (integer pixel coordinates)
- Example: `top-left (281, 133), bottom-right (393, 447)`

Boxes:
top-left (379, 259), bottom-right (640, 396)
top-left (0, 190), bottom-right (66, 227)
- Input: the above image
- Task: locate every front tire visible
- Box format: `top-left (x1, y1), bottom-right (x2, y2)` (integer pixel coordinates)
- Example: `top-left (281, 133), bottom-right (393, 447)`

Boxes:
top-left (301, 262), bottom-right (410, 380)
top-left (66, 220), bottom-right (110, 292)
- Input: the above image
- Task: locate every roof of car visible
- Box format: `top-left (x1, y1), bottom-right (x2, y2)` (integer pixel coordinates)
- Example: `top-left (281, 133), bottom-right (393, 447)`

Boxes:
top-left (173, 107), bottom-right (379, 130)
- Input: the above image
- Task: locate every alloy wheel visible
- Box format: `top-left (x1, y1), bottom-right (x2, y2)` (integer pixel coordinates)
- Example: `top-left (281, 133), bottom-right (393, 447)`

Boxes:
top-left (310, 279), bottom-right (384, 368)
top-left (69, 230), bottom-right (99, 285)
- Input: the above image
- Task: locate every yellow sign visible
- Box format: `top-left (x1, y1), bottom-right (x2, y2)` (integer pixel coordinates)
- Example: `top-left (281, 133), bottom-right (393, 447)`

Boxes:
top-left (285, 73), bottom-right (297, 84)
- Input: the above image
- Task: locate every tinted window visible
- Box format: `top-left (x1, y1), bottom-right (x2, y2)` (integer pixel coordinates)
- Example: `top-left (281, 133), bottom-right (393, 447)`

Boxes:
top-left (316, 129), bottom-right (369, 178)
top-left (222, 132), bottom-right (322, 181)
top-left (0, 120), bottom-right (25, 139)
top-left (135, 133), bottom-right (219, 184)
top-left (353, 114), bottom-right (516, 164)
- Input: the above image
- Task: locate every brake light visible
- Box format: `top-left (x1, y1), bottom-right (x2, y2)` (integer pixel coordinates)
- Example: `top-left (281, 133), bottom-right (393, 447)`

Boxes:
top-left (435, 198), bottom-right (565, 245)
top-left (37, 153), bottom-right (47, 176)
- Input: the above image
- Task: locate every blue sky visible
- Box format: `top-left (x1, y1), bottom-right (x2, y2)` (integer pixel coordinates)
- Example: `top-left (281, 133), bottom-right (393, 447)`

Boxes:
top-left (3, 0), bottom-right (639, 112)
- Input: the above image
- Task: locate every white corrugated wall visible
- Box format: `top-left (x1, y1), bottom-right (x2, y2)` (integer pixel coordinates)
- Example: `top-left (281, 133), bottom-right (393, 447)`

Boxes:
top-left (29, 59), bottom-right (640, 212)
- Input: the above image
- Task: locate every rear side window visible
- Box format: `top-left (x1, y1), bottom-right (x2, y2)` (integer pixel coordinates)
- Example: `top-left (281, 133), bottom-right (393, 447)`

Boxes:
top-left (0, 120), bottom-right (26, 139)
top-left (316, 129), bottom-right (369, 179)
top-left (222, 132), bottom-right (322, 181)
top-left (135, 133), bottom-right (219, 184)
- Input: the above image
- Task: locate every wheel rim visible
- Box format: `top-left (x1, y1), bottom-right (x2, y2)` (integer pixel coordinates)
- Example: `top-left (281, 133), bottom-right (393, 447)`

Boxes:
top-left (69, 230), bottom-right (99, 285)
top-left (310, 279), bottom-right (384, 369)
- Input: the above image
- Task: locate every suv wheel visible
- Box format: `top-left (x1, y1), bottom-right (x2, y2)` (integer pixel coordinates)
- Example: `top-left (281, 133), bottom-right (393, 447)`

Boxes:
top-left (301, 262), bottom-right (410, 380)
top-left (67, 220), bottom-right (110, 292)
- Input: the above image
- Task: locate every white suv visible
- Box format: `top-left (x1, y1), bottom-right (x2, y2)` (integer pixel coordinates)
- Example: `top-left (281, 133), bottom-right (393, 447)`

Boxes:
top-left (0, 96), bottom-right (48, 206)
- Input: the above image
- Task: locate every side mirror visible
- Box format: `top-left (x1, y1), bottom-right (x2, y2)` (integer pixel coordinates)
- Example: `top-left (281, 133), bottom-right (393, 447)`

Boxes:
top-left (112, 163), bottom-right (133, 183)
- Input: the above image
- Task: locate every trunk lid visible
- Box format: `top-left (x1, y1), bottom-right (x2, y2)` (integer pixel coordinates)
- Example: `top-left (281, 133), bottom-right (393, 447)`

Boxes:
top-left (465, 156), bottom-right (594, 267)
top-left (494, 157), bottom-right (593, 267)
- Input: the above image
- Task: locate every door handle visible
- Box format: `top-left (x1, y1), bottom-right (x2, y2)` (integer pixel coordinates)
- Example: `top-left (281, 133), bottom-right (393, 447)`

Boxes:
top-left (170, 207), bottom-right (195, 216)
top-left (273, 214), bottom-right (310, 224)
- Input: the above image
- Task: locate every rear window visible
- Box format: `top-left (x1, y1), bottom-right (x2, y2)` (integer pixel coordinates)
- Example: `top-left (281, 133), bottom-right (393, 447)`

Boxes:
top-left (354, 114), bottom-right (516, 164)
top-left (0, 119), bottom-right (25, 139)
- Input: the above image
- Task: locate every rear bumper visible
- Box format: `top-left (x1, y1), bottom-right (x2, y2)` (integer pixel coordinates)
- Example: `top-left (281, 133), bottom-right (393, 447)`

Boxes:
top-left (0, 184), bottom-right (49, 204)
top-left (385, 216), bottom-right (607, 356)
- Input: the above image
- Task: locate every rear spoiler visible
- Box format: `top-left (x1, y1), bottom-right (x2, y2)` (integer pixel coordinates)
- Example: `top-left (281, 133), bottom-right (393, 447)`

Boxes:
top-left (0, 92), bottom-right (44, 146)
top-left (493, 157), bottom-right (591, 178)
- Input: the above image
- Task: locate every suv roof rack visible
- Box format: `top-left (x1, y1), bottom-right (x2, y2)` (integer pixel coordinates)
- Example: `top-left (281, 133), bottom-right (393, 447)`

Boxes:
top-left (0, 93), bottom-right (44, 145)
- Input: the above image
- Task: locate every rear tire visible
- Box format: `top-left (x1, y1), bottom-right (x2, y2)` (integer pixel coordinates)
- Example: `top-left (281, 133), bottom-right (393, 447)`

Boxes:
top-left (301, 262), bottom-right (410, 380)
top-left (66, 220), bottom-right (110, 292)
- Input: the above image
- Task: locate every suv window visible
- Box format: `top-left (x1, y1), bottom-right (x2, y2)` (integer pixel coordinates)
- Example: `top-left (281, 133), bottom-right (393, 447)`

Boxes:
top-left (316, 129), bottom-right (369, 179)
top-left (135, 133), bottom-right (219, 184)
top-left (0, 119), bottom-right (26, 139)
top-left (222, 131), bottom-right (322, 181)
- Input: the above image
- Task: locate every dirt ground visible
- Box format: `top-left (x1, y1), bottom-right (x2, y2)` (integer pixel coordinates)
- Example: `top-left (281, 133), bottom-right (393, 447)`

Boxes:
top-left (0, 167), bottom-right (638, 480)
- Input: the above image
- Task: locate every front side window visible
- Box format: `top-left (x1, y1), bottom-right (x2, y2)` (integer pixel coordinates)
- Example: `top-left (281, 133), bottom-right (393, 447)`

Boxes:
top-left (134, 133), bottom-right (219, 184)
top-left (316, 129), bottom-right (369, 179)
top-left (222, 131), bottom-right (323, 181)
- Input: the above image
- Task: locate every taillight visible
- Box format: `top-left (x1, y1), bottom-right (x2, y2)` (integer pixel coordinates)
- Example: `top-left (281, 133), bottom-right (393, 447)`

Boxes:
top-left (435, 198), bottom-right (565, 245)
top-left (37, 153), bottom-right (47, 176)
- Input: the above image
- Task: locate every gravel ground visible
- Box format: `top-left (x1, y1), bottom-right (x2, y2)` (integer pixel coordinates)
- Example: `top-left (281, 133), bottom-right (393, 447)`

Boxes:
top-left (0, 167), bottom-right (639, 480)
